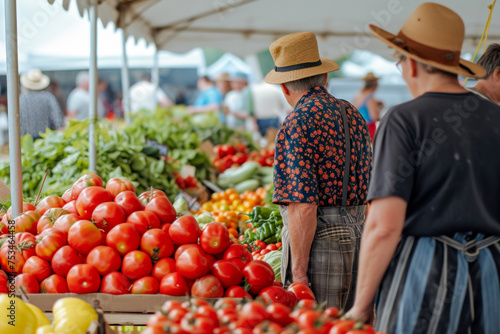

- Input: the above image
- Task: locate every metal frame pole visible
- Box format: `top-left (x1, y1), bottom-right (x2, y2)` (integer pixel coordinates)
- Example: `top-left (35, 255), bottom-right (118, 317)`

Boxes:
top-left (88, 1), bottom-right (98, 172)
top-left (152, 45), bottom-right (159, 107)
top-left (121, 29), bottom-right (131, 123)
top-left (5, 0), bottom-right (22, 217)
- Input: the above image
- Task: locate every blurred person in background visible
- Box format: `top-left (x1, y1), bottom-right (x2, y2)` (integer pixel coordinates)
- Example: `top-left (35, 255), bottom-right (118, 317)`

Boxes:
top-left (49, 80), bottom-right (66, 118)
top-left (67, 71), bottom-right (105, 120)
top-left (247, 81), bottom-right (290, 138)
top-left (215, 72), bottom-right (232, 98)
top-left (129, 72), bottom-right (173, 114)
top-left (353, 72), bottom-right (384, 141)
top-left (470, 43), bottom-right (500, 104)
top-left (187, 75), bottom-right (224, 123)
top-left (19, 69), bottom-right (64, 140)
top-left (224, 72), bottom-right (250, 131)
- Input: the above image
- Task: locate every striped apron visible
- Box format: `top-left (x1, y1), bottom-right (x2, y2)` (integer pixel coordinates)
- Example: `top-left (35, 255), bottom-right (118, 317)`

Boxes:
top-left (375, 232), bottom-right (500, 334)
top-left (279, 100), bottom-right (367, 309)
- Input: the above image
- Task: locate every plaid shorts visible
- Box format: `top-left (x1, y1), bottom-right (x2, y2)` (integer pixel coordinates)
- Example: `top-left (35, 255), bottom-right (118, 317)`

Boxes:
top-left (280, 205), bottom-right (366, 309)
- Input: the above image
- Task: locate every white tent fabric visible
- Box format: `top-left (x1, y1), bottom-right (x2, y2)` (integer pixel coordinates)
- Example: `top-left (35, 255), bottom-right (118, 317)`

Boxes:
top-left (49, 0), bottom-right (500, 60)
top-left (0, 0), bottom-right (206, 73)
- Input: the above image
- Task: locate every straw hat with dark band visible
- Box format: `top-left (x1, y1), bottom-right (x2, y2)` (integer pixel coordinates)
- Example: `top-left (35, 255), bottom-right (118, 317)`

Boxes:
top-left (20, 69), bottom-right (50, 91)
top-left (265, 32), bottom-right (339, 85)
top-left (369, 2), bottom-right (485, 78)
top-left (362, 72), bottom-right (379, 81)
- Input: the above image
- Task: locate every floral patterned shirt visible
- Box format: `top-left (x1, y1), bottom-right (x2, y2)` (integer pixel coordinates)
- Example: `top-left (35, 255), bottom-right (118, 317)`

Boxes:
top-left (273, 86), bottom-right (372, 207)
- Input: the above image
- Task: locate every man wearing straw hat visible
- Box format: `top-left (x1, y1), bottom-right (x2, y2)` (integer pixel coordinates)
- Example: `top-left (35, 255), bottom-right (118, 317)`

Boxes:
top-left (353, 72), bottom-right (384, 141)
top-left (266, 32), bottom-right (372, 308)
top-left (19, 69), bottom-right (64, 140)
top-left (346, 3), bottom-right (500, 333)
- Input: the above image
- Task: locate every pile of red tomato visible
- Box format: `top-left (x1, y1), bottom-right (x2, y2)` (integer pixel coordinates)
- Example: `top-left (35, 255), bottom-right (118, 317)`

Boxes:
top-left (0, 173), bottom-right (282, 300)
top-left (212, 144), bottom-right (249, 173)
top-left (143, 296), bottom-right (380, 334)
top-left (247, 147), bottom-right (275, 167)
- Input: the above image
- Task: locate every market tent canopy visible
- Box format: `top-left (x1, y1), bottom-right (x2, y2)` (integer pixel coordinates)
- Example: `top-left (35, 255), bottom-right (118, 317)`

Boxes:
top-left (0, 0), bottom-right (206, 73)
top-left (48, 0), bottom-right (500, 60)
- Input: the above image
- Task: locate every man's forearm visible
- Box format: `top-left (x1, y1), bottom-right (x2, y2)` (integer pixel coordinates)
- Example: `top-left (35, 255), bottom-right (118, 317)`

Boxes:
top-left (288, 202), bottom-right (318, 283)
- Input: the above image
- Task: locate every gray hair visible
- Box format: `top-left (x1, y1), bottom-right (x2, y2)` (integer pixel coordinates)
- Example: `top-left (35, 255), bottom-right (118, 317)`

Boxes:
top-left (477, 43), bottom-right (500, 79)
top-left (75, 71), bottom-right (89, 86)
top-left (284, 74), bottom-right (327, 93)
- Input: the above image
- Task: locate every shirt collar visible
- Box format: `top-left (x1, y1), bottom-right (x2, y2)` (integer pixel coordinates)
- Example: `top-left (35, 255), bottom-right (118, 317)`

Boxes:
top-left (294, 86), bottom-right (328, 109)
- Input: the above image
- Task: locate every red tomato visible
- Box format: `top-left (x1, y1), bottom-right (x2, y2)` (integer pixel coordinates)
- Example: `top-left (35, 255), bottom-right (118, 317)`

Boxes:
top-left (273, 281), bottom-right (282, 287)
top-left (100, 271), bottom-right (131, 295)
top-left (92, 202), bottom-right (126, 233)
top-left (66, 264), bottom-right (101, 293)
top-left (267, 303), bottom-right (293, 327)
top-left (131, 276), bottom-right (160, 294)
top-left (239, 301), bottom-right (270, 328)
top-left (152, 257), bottom-right (177, 281)
top-left (145, 196), bottom-right (177, 225)
top-left (106, 178), bottom-right (135, 199)
top-left (223, 244), bottom-right (253, 270)
top-left (5, 202), bottom-right (36, 221)
top-left (329, 320), bottom-right (357, 334)
top-left (51, 245), bottom-right (82, 277)
top-left (287, 291), bottom-right (298, 308)
top-left (253, 322), bottom-right (283, 334)
top-left (15, 273), bottom-right (40, 294)
top-left (0, 244), bottom-right (25, 274)
top-left (75, 186), bottom-right (112, 220)
top-left (194, 304), bottom-right (219, 327)
top-left (86, 246), bottom-right (122, 276)
top-left (106, 223), bottom-right (141, 256)
top-left (160, 300), bottom-right (185, 314)
top-left (324, 307), bottom-right (340, 319)
top-left (260, 249), bottom-right (271, 256)
top-left (122, 250), bottom-right (152, 280)
top-left (191, 275), bottom-right (224, 298)
top-left (266, 244), bottom-right (278, 251)
top-left (37, 208), bottom-right (68, 233)
top-left (40, 274), bottom-right (69, 293)
top-left (258, 286), bottom-right (290, 306)
top-left (62, 200), bottom-right (78, 215)
top-left (169, 215), bottom-right (201, 245)
top-left (36, 196), bottom-right (65, 216)
top-left (175, 246), bottom-right (210, 280)
top-left (115, 191), bottom-right (143, 216)
top-left (71, 173), bottom-right (104, 200)
top-left (22, 256), bottom-right (53, 283)
top-left (13, 211), bottom-right (39, 234)
top-left (53, 213), bottom-right (80, 234)
top-left (68, 220), bottom-right (102, 255)
top-left (166, 307), bottom-right (189, 324)
top-left (296, 299), bottom-right (317, 310)
top-left (180, 313), bottom-right (217, 334)
top-left (126, 211), bottom-right (161, 236)
top-left (62, 188), bottom-right (72, 203)
top-left (140, 229), bottom-right (174, 261)
top-left (174, 243), bottom-right (202, 261)
top-left (296, 309), bottom-right (322, 329)
top-left (200, 223), bottom-right (230, 255)
top-left (346, 325), bottom-right (376, 334)
top-left (214, 299), bottom-right (238, 310)
top-left (242, 260), bottom-right (275, 295)
top-left (160, 223), bottom-right (171, 234)
top-left (35, 228), bottom-right (67, 261)
top-left (4, 232), bottom-right (36, 261)
top-left (160, 272), bottom-right (189, 296)
top-left (0, 270), bottom-right (7, 294)
top-left (210, 260), bottom-right (242, 289)
top-left (288, 282), bottom-right (316, 300)
top-left (224, 286), bottom-right (253, 299)
top-left (138, 189), bottom-right (167, 206)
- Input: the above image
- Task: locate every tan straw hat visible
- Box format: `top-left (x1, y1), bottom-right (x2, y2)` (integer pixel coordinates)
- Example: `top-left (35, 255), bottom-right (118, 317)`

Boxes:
top-left (369, 2), bottom-right (485, 78)
top-left (362, 72), bottom-right (379, 81)
top-left (265, 32), bottom-right (339, 84)
top-left (20, 69), bottom-right (50, 91)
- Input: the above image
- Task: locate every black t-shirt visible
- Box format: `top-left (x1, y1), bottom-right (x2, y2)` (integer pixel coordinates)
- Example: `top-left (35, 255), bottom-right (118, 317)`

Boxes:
top-left (368, 92), bottom-right (500, 236)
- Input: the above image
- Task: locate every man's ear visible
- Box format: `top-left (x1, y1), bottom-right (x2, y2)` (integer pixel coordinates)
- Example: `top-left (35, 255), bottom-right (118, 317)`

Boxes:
top-left (493, 67), bottom-right (500, 82)
top-left (280, 83), bottom-right (290, 96)
top-left (409, 58), bottom-right (418, 78)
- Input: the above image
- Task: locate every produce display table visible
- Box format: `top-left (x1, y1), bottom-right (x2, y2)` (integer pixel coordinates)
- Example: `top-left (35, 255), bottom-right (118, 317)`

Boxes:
top-left (27, 293), bottom-right (188, 325)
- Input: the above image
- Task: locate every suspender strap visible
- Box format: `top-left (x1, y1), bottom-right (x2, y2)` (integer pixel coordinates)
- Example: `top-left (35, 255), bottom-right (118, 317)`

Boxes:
top-left (339, 100), bottom-right (351, 212)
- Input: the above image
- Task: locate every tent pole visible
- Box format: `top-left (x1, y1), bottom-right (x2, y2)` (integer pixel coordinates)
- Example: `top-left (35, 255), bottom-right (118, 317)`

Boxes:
top-left (88, 1), bottom-right (98, 172)
top-left (121, 30), bottom-right (131, 123)
top-left (152, 45), bottom-right (159, 107)
top-left (5, 0), bottom-right (22, 217)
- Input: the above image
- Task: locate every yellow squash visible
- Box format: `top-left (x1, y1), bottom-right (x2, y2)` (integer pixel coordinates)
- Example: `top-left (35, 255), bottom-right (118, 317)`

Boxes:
top-left (52, 297), bottom-right (98, 334)
top-left (36, 325), bottom-right (55, 334)
top-left (27, 303), bottom-right (51, 327)
top-left (0, 293), bottom-right (37, 334)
